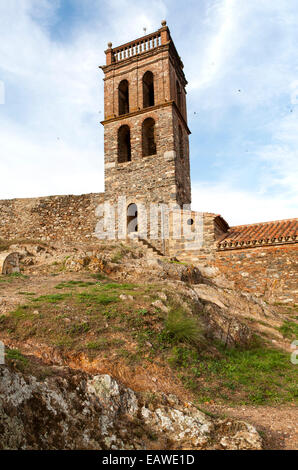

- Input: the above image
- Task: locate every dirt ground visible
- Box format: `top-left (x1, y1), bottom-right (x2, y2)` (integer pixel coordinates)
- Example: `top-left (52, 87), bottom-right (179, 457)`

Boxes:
top-left (202, 403), bottom-right (297, 450)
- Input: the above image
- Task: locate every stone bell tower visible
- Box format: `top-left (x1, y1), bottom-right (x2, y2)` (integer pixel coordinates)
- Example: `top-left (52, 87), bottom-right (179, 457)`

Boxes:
top-left (100, 21), bottom-right (191, 210)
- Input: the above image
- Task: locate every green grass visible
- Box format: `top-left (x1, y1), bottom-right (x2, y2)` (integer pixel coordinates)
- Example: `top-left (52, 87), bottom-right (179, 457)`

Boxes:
top-left (0, 273), bottom-right (28, 283)
top-left (90, 273), bottom-right (107, 280)
top-left (55, 280), bottom-right (98, 289)
top-left (110, 244), bottom-right (136, 264)
top-left (99, 282), bottom-right (138, 290)
top-left (32, 293), bottom-right (72, 303)
top-left (11, 305), bottom-right (33, 318)
top-left (86, 338), bottom-right (125, 351)
top-left (67, 322), bottom-right (90, 335)
top-left (76, 291), bottom-right (118, 305)
top-left (168, 342), bottom-right (297, 404)
top-left (1, 276), bottom-right (297, 406)
top-left (278, 320), bottom-right (298, 339)
top-left (6, 348), bottom-right (29, 370)
top-left (164, 307), bottom-right (203, 345)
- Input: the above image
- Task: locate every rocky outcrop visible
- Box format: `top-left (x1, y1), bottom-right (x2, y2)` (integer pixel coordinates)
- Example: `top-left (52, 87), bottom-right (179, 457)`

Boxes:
top-left (0, 365), bottom-right (262, 450)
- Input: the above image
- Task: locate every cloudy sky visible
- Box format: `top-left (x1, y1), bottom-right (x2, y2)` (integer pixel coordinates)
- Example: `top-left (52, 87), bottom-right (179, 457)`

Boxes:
top-left (0, 0), bottom-right (297, 225)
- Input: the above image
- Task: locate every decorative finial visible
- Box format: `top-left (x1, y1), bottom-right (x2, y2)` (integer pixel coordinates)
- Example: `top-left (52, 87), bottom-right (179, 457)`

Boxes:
top-left (161, 20), bottom-right (167, 26)
top-left (107, 42), bottom-right (112, 48)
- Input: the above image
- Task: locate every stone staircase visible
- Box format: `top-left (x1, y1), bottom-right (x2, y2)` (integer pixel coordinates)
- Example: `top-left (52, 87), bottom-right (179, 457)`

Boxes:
top-left (128, 233), bottom-right (164, 258)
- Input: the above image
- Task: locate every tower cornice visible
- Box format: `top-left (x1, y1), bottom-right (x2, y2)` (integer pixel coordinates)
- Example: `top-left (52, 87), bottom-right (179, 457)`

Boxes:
top-left (100, 100), bottom-right (191, 135)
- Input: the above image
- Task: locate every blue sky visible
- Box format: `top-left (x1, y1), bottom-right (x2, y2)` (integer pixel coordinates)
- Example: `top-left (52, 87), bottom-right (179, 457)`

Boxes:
top-left (0, 0), bottom-right (297, 225)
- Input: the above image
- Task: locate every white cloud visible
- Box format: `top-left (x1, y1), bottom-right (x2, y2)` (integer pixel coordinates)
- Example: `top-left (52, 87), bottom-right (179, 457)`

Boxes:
top-left (0, 0), bottom-right (168, 199)
top-left (0, 0), bottom-right (297, 226)
top-left (192, 182), bottom-right (298, 226)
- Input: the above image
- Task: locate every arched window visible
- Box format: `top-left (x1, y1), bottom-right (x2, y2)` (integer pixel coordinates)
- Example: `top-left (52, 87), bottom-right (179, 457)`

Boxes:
top-left (127, 203), bottom-right (138, 233)
top-left (142, 118), bottom-right (156, 157)
top-left (178, 125), bottom-right (183, 159)
top-left (118, 80), bottom-right (129, 115)
top-left (176, 80), bottom-right (182, 110)
top-left (143, 71), bottom-right (154, 108)
top-left (118, 125), bottom-right (131, 163)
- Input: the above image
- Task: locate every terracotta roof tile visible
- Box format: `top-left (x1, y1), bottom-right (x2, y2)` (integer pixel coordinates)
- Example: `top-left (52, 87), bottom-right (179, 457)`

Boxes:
top-left (217, 218), bottom-right (298, 250)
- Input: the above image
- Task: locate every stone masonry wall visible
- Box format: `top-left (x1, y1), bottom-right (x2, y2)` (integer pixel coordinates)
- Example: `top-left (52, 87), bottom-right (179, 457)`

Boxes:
top-left (104, 105), bottom-right (178, 203)
top-left (215, 244), bottom-right (298, 304)
top-left (168, 211), bottom-right (298, 304)
top-left (168, 212), bottom-right (223, 263)
top-left (0, 193), bottom-right (104, 243)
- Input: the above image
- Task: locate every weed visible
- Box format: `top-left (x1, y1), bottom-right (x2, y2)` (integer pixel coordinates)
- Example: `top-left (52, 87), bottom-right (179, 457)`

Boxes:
top-left (68, 322), bottom-right (90, 335)
top-left (6, 348), bottom-right (28, 370)
top-left (278, 321), bottom-right (298, 339)
top-left (165, 308), bottom-right (203, 345)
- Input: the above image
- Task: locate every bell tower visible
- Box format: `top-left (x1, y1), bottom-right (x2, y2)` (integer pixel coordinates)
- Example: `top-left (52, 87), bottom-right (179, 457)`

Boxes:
top-left (100, 21), bottom-right (191, 209)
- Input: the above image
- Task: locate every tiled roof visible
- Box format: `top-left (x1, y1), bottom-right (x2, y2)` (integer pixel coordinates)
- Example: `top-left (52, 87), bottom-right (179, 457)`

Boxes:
top-left (217, 218), bottom-right (298, 250)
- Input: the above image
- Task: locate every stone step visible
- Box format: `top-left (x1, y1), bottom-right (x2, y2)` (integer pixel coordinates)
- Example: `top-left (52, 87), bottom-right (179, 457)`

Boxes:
top-left (128, 234), bottom-right (164, 257)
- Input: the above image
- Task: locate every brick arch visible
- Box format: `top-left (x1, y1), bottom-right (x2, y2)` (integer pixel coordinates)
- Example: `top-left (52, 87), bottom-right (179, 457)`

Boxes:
top-left (178, 124), bottom-right (184, 159)
top-left (118, 79), bottom-right (129, 115)
top-left (176, 79), bottom-right (182, 110)
top-left (142, 117), bottom-right (156, 157)
top-left (118, 124), bottom-right (131, 163)
top-left (142, 71), bottom-right (154, 108)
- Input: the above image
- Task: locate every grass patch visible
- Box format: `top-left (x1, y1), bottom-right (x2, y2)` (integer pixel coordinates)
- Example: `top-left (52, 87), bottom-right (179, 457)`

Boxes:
top-left (164, 308), bottom-right (203, 345)
top-left (90, 273), bottom-right (107, 280)
top-left (67, 322), bottom-right (90, 335)
top-left (6, 348), bottom-right (29, 371)
top-left (0, 273), bottom-right (28, 283)
top-left (100, 282), bottom-right (138, 291)
top-left (110, 244), bottom-right (137, 263)
top-left (32, 293), bottom-right (72, 303)
top-left (55, 280), bottom-right (97, 289)
top-left (86, 338), bottom-right (125, 351)
top-left (278, 321), bottom-right (298, 339)
top-left (1, 276), bottom-right (296, 406)
top-left (76, 291), bottom-right (118, 305)
top-left (168, 342), bottom-right (297, 405)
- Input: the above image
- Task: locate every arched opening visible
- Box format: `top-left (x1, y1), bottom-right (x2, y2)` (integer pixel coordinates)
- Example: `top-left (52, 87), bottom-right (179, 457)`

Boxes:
top-left (0, 252), bottom-right (20, 275)
top-left (118, 125), bottom-right (131, 163)
top-left (178, 125), bottom-right (184, 159)
top-left (118, 80), bottom-right (129, 115)
top-left (142, 118), bottom-right (156, 157)
top-left (143, 71), bottom-right (154, 108)
top-left (127, 203), bottom-right (138, 233)
top-left (176, 80), bottom-right (182, 110)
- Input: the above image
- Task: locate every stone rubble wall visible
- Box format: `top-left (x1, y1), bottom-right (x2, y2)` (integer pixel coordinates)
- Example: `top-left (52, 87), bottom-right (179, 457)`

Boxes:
top-left (0, 193), bottom-right (104, 243)
top-left (0, 194), bottom-right (296, 303)
top-left (215, 244), bottom-right (298, 304)
top-left (168, 211), bottom-right (298, 304)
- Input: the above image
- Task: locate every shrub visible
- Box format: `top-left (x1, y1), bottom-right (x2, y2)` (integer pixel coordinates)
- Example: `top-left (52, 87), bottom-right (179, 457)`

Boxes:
top-left (165, 308), bottom-right (203, 345)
